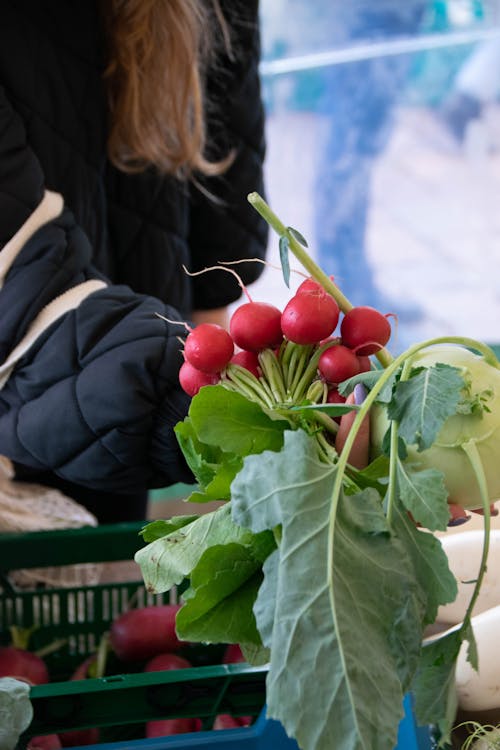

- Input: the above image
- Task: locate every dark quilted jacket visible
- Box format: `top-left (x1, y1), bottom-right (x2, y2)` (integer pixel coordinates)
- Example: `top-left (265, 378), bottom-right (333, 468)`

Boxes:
top-left (0, 1), bottom-right (267, 509)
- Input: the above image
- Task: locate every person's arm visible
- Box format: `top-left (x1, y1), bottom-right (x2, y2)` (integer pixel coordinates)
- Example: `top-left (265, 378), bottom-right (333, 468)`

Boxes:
top-left (0, 88), bottom-right (193, 495)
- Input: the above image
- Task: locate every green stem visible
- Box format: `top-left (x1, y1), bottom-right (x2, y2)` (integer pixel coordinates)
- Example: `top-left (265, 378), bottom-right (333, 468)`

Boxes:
top-left (306, 379), bottom-right (327, 404)
top-left (280, 339), bottom-right (296, 369)
top-left (288, 346), bottom-right (312, 398)
top-left (312, 409), bottom-right (339, 437)
top-left (259, 375), bottom-right (276, 404)
top-left (35, 638), bottom-right (68, 659)
top-left (248, 191), bottom-right (393, 368)
top-left (95, 632), bottom-right (110, 679)
top-left (285, 344), bottom-right (301, 391)
top-left (385, 357), bottom-right (413, 526)
top-left (223, 366), bottom-right (273, 409)
top-left (291, 342), bottom-right (333, 402)
top-left (315, 431), bottom-right (337, 463)
top-left (258, 349), bottom-right (287, 402)
top-left (9, 626), bottom-right (35, 650)
top-left (459, 440), bottom-right (491, 633)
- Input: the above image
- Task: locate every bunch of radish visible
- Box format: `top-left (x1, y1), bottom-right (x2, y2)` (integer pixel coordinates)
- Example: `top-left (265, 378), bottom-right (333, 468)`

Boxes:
top-left (5, 603), bottom-right (251, 745)
top-left (178, 276), bottom-right (392, 423)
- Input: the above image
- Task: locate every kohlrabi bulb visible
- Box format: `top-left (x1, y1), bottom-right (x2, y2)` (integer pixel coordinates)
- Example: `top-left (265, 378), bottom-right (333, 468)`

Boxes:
top-left (370, 345), bottom-right (500, 510)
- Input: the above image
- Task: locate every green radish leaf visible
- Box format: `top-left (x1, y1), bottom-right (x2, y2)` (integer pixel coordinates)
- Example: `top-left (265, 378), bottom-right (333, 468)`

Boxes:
top-left (396, 461), bottom-right (450, 531)
top-left (186, 454), bottom-right (242, 503)
top-left (412, 630), bottom-right (462, 744)
top-left (347, 457), bottom-right (390, 495)
top-left (279, 234), bottom-right (291, 288)
top-left (388, 364), bottom-right (464, 451)
top-left (135, 503), bottom-right (258, 593)
top-left (232, 430), bottom-right (425, 750)
top-left (175, 418), bottom-right (237, 496)
top-left (140, 516), bottom-right (200, 543)
top-left (176, 535), bottom-right (275, 646)
top-left (357, 454), bottom-right (391, 481)
top-left (189, 386), bottom-right (288, 456)
top-left (462, 619), bottom-right (478, 671)
top-left (240, 642), bottom-right (270, 666)
top-left (392, 500), bottom-right (457, 627)
top-left (287, 225), bottom-right (308, 247)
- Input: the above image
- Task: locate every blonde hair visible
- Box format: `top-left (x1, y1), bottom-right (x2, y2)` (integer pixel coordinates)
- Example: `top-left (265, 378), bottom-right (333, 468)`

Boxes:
top-left (100, 0), bottom-right (232, 178)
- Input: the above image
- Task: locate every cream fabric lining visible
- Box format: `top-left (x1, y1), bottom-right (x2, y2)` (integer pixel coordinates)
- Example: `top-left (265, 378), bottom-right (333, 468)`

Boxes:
top-left (0, 190), bottom-right (107, 390)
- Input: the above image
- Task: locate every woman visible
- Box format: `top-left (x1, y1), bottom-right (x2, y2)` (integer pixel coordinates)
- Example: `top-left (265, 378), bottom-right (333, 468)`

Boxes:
top-left (0, 1), bottom-right (268, 522)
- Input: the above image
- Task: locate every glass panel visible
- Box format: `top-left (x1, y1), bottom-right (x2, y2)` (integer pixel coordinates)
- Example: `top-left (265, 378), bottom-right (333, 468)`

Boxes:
top-left (247, 1), bottom-right (500, 354)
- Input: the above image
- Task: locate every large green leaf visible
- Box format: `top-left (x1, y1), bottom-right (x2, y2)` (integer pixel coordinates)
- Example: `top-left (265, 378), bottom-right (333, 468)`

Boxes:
top-left (175, 418), bottom-right (241, 501)
top-left (176, 542), bottom-right (271, 646)
top-left (140, 516), bottom-right (200, 543)
top-left (412, 630), bottom-right (462, 745)
top-left (396, 461), bottom-right (450, 531)
top-left (232, 430), bottom-right (426, 750)
top-left (391, 502), bottom-right (457, 627)
top-left (135, 503), bottom-right (257, 593)
top-left (388, 364), bottom-right (464, 451)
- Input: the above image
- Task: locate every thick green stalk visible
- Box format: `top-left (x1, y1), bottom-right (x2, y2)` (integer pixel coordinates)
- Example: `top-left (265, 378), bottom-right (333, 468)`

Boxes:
top-left (459, 440), bottom-right (491, 634)
top-left (224, 365), bottom-right (273, 409)
top-left (259, 350), bottom-right (287, 402)
top-left (385, 357), bottom-right (413, 526)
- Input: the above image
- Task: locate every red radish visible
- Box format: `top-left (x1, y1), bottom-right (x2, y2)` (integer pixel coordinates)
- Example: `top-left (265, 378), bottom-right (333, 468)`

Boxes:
top-left (27, 736), bottom-right (62, 750)
top-left (327, 388), bottom-right (346, 405)
top-left (144, 653), bottom-right (201, 737)
top-left (213, 714), bottom-right (252, 730)
top-left (281, 291), bottom-right (339, 345)
top-left (296, 277), bottom-right (323, 294)
top-left (146, 718), bottom-right (202, 737)
top-left (229, 302), bottom-right (283, 353)
top-left (296, 275), bottom-right (335, 295)
top-left (357, 355), bottom-right (372, 373)
top-left (179, 361), bottom-right (219, 397)
top-left (58, 729), bottom-right (100, 747)
top-left (327, 387), bottom-right (347, 424)
top-left (57, 656), bottom-right (101, 746)
top-left (70, 654), bottom-right (97, 681)
top-left (109, 604), bottom-right (183, 662)
top-left (0, 646), bottom-right (49, 684)
top-left (222, 643), bottom-right (245, 664)
top-left (340, 306), bottom-right (391, 356)
top-left (229, 350), bottom-right (261, 378)
top-left (318, 344), bottom-right (360, 385)
top-left (144, 652), bottom-right (192, 672)
top-left (184, 324), bottom-right (234, 374)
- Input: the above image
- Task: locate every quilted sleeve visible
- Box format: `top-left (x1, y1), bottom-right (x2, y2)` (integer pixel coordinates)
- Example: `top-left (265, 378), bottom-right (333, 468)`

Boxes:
top-left (187, 0), bottom-right (269, 310)
top-left (0, 278), bottom-right (194, 494)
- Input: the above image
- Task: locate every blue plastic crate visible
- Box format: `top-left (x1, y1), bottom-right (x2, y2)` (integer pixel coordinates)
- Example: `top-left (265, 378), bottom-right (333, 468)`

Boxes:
top-left (396, 694), bottom-right (434, 750)
top-left (66, 696), bottom-right (432, 750)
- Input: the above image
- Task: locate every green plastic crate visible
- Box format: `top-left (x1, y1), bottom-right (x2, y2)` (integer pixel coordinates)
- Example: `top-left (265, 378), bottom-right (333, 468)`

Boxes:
top-left (0, 522), bottom-right (267, 744)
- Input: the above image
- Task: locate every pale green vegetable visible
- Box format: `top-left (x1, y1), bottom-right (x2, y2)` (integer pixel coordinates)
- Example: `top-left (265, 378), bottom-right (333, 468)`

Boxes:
top-left (0, 677), bottom-right (33, 750)
top-left (371, 346), bottom-right (500, 509)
